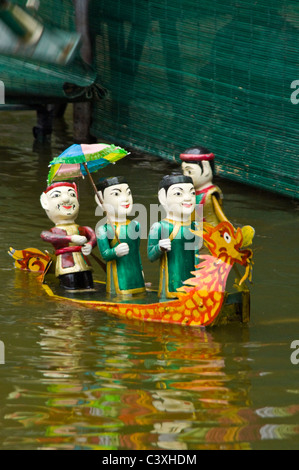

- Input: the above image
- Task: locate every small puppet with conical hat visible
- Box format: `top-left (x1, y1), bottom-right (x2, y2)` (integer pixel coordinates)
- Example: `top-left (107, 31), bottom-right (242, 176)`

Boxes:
top-left (180, 146), bottom-right (255, 247)
top-left (95, 176), bottom-right (145, 296)
top-left (40, 182), bottom-right (97, 290)
top-left (147, 173), bottom-right (200, 299)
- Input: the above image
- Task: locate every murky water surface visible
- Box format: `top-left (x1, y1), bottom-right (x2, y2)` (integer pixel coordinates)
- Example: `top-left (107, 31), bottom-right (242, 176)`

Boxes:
top-left (0, 110), bottom-right (299, 450)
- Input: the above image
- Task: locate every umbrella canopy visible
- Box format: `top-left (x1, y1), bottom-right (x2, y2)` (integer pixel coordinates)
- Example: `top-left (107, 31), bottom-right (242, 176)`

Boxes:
top-left (47, 143), bottom-right (128, 185)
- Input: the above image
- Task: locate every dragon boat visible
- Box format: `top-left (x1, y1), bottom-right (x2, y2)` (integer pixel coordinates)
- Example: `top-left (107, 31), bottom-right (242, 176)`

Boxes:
top-left (9, 222), bottom-right (253, 328)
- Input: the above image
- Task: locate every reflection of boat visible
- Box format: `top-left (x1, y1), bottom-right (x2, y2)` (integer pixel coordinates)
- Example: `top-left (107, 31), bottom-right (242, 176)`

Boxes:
top-left (9, 222), bottom-right (253, 328)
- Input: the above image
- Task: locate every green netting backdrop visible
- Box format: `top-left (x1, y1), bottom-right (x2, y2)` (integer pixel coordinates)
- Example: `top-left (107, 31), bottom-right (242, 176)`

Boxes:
top-left (1, 1), bottom-right (298, 197)
top-left (89, 0), bottom-right (299, 199)
top-left (0, 0), bottom-right (96, 102)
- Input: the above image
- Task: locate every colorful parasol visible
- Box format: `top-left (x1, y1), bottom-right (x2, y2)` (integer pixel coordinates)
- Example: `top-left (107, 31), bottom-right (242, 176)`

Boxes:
top-left (48, 143), bottom-right (129, 250)
top-left (47, 143), bottom-right (129, 186)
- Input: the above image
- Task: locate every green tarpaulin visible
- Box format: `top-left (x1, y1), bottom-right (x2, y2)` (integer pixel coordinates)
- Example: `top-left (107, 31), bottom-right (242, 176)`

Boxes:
top-left (0, 0), bottom-right (97, 103)
top-left (0, 55), bottom-right (97, 103)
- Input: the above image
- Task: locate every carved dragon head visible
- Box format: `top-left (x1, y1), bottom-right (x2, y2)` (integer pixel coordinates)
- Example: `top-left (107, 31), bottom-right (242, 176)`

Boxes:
top-left (199, 221), bottom-right (253, 285)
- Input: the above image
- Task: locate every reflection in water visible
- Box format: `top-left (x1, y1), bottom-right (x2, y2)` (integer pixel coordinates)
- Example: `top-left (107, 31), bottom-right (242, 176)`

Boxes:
top-left (3, 284), bottom-right (299, 450)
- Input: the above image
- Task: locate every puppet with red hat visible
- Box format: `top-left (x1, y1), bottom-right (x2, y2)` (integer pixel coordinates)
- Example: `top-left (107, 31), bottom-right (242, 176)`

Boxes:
top-left (180, 146), bottom-right (227, 226)
top-left (180, 146), bottom-right (255, 247)
top-left (40, 182), bottom-right (97, 290)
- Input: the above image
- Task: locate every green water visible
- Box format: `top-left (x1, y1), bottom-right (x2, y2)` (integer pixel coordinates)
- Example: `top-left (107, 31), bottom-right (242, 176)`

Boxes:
top-left (0, 110), bottom-right (299, 450)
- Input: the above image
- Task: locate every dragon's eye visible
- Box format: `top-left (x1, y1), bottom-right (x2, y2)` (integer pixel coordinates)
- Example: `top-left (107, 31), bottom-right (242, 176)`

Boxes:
top-left (224, 232), bottom-right (231, 244)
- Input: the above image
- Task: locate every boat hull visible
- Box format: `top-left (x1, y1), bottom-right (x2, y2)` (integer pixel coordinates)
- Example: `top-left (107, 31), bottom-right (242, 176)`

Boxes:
top-left (42, 278), bottom-right (250, 328)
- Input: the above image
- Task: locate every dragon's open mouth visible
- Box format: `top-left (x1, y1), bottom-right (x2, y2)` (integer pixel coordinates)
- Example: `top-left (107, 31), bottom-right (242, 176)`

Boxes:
top-left (233, 246), bottom-right (253, 285)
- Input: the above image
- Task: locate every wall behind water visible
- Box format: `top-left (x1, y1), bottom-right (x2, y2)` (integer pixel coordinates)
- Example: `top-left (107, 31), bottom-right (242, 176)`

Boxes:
top-left (89, 0), bottom-right (299, 199)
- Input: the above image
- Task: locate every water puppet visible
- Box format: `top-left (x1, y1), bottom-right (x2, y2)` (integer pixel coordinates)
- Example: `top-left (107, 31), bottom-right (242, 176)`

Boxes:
top-left (40, 181), bottom-right (97, 290)
top-left (95, 177), bottom-right (145, 296)
top-left (148, 173), bottom-right (200, 299)
top-left (180, 145), bottom-right (255, 247)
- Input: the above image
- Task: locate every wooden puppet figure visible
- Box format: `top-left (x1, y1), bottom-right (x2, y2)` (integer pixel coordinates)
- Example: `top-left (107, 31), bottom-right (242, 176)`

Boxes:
top-left (147, 173), bottom-right (200, 299)
top-left (95, 177), bottom-right (145, 296)
top-left (180, 146), bottom-right (226, 226)
top-left (180, 146), bottom-right (255, 247)
top-left (40, 182), bottom-right (97, 290)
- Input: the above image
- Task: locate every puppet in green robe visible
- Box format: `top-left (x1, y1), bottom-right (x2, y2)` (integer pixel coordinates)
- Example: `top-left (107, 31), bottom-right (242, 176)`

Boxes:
top-left (95, 177), bottom-right (145, 295)
top-left (148, 174), bottom-right (200, 299)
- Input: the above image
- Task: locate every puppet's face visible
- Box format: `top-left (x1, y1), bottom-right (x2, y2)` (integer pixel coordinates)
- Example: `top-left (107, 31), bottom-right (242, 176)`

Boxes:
top-left (41, 185), bottom-right (79, 224)
top-left (101, 183), bottom-right (133, 220)
top-left (159, 183), bottom-right (195, 221)
top-left (182, 161), bottom-right (213, 190)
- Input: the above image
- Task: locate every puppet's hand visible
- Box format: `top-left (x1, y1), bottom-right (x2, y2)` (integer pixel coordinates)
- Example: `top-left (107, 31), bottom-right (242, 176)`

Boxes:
top-left (115, 243), bottom-right (129, 257)
top-left (71, 235), bottom-right (88, 245)
top-left (81, 243), bottom-right (92, 256)
top-left (159, 239), bottom-right (172, 252)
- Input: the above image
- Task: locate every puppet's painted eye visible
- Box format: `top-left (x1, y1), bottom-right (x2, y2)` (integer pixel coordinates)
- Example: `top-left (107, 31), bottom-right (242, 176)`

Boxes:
top-left (224, 232), bottom-right (231, 244)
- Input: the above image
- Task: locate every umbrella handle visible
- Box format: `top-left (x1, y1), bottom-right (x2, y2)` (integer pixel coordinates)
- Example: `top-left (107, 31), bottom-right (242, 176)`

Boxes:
top-left (83, 162), bottom-right (120, 244)
top-left (90, 252), bottom-right (107, 273)
top-left (83, 162), bottom-right (101, 199)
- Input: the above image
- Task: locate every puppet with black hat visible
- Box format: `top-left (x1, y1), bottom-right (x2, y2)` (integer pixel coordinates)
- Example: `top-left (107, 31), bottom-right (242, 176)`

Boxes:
top-left (95, 177), bottom-right (145, 296)
top-left (147, 173), bottom-right (200, 299)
